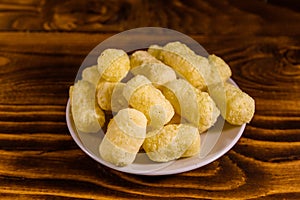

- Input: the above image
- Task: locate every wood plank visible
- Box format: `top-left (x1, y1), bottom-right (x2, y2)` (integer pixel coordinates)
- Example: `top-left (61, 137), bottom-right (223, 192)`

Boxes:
top-left (0, 0), bottom-right (299, 198)
top-left (0, 149), bottom-right (299, 199)
top-left (0, 0), bottom-right (299, 36)
top-left (0, 30), bottom-right (299, 199)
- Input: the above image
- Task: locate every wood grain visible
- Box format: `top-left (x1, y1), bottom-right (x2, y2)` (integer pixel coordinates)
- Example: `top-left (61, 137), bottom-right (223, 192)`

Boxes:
top-left (0, 0), bottom-right (299, 36)
top-left (0, 0), bottom-right (299, 199)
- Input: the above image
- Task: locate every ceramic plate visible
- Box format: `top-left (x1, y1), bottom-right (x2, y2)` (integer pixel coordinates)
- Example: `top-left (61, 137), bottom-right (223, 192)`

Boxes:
top-left (66, 78), bottom-right (245, 176)
top-left (67, 28), bottom-right (246, 175)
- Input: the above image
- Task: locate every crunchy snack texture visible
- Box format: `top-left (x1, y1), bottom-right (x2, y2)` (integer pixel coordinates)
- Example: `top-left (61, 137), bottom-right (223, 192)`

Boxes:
top-left (69, 41), bottom-right (255, 167)
top-left (96, 81), bottom-right (116, 111)
top-left (99, 108), bottom-right (147, 166)
top-left (143, 124), bottom-right (199, 162)
top-left (82, 65), bottom-right (100, 86)
top-left (223, 83), bottom-right (255, 125)
top-left (148, 42), bottom-right (211, 91)
top-left (162, 79), bottom-right (220, 133)
top-left (208, 54), bottom-right (232, 83)
top-left (124, 75), bottom-right (174, 129)
top-left (70, 80), bottom-right (105, 133)
top-left (130, 50), bottom-right (162, 68)
top-left (97, 48), bottom-right (130, 82)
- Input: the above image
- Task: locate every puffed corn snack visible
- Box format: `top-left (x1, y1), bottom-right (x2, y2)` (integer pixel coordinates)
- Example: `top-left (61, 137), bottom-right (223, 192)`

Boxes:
top-left (69, 41), bottom-right (255, 167)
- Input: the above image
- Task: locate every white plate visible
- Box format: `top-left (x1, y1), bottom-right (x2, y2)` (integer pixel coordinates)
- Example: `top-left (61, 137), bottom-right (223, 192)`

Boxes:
top-left (66, 79), bottom-right (245, 176)
top-left (67, 28), bottom-right (246, 175)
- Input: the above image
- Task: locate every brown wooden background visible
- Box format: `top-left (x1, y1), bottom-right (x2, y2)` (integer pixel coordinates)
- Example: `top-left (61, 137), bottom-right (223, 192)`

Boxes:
top-left (0, 0), bottom-right (299, 199)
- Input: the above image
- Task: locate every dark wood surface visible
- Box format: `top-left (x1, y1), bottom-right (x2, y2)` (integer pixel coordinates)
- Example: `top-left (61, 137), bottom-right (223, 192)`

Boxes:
top-left (0, 0), bottom-right (300, 199)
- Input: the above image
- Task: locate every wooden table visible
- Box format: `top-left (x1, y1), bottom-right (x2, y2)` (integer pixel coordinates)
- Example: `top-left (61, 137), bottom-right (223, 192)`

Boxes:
top-left (0, 0), bottom-right (299, 199)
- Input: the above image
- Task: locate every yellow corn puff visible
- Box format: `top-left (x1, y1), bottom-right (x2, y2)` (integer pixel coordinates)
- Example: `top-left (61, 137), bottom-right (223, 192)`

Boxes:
top-left (208, 54), bottom-right (232, 83)
top-left (130, 50), bottom-right (176, 87)
top-left (96, 81), bottom-right (116, 111)
top-left (224, 83), bottom-right (255, 125)
top-left (97, 49), bottom-right (130, 82)
top-left (99, 108), bottom-right (147, 166)
top-left (130, 50), bottom-right (162, 68)
top-left (96, 81), bottom-right (128, 112)
top-left (210, 82), bottom-right (255, 125)
top-left (162, 79), bottom-right (220, 133)
top-left (123, 75), bottom-right (174, 129)
top-left (181, 131), bottom-right (201, 157)
top-left (143, 124), bottom-right (199, 162)
top-left (148, 42), bottom-right (211, 91)
top-left (148, 45), bottom-right (163, 60)
top-left (82, 65), bottom-right (100, 86)
top-left (195, 90), bottom-right (221, 132)
top-left (70, 80), bottom-right (105, 133)
top-left (161, 79), bottom-right (198, 122)
top-left (110, 82), bottom-right (129, 113)
top-left (164, 41), bottom-right (196, 55)
top-left (131, 63), bottom-right (176, 86)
